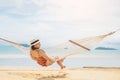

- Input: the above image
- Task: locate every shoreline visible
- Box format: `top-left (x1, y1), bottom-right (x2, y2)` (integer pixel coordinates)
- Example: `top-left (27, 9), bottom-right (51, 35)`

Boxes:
top-left (0, 67), bottom-right (120, 80)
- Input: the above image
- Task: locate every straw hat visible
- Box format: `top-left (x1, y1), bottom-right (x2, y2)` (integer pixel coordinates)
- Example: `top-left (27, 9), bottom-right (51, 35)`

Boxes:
top-left (30, 39), bottom-right (40, 46)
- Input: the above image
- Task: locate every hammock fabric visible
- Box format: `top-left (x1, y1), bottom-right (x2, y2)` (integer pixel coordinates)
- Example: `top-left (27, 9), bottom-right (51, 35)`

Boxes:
top-left (0, 30), bottom-right (117, 58)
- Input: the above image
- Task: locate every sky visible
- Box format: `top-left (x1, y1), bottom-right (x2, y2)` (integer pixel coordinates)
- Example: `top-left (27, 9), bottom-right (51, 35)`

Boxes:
top-left (0, 0), bottom-right (120, 48)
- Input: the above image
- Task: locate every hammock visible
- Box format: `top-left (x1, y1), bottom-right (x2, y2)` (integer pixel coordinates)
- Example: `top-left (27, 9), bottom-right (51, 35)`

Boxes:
top-left (0, 29), bottom-right (119, 58)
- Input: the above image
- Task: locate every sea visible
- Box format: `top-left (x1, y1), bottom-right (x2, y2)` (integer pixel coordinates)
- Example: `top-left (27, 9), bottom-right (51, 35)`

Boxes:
top-left (0, 45), bottom-right (120, 68)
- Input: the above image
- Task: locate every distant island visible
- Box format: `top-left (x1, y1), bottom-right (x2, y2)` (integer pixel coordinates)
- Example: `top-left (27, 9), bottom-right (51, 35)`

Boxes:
top-left (95, 47), bottom-right (117, 50)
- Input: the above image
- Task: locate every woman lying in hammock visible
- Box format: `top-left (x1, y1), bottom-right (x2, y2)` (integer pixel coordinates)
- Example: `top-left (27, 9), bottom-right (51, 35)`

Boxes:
top-left (30, 39), bottom-right (66, 69)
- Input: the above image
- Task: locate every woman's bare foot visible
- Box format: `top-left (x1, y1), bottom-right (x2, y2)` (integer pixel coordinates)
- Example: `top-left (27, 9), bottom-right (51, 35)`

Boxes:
top-left (61, 66), bottom-right (66, 69)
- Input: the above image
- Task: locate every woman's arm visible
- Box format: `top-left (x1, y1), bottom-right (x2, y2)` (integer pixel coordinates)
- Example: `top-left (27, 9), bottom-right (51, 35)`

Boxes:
top-left (30, 51), bottom-right (38, 61)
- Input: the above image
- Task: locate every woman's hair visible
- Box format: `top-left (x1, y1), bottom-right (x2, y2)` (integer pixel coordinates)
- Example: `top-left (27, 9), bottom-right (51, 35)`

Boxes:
top-left (31, 45), bottom-right (38, 50)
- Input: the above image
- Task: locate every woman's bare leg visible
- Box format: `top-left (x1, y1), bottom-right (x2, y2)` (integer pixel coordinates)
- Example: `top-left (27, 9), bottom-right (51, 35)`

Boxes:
top-left (48, 56), bottom-right (66, 69)
top-left (45, 58), bottom-right (55, 66)
top-left (57, 58), bottom-right (66, 69)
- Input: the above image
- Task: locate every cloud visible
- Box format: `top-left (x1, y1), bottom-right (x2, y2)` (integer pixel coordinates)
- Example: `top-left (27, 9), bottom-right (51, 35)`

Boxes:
top-left (33, 0), bottom-right (120, 21)
top-left (0, 0), bottom-right (120, 47)
top-left (0, 0), bottom-right (39, 17)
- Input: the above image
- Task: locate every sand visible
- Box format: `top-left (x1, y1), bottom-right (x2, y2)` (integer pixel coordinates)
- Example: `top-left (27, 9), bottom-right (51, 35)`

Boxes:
top-left (0, 67), bottom-right (120, 80)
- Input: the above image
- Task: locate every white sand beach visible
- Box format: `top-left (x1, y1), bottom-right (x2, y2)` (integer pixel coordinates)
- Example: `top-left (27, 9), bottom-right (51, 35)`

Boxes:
top-left (0, 67), bottom-right (120, 80)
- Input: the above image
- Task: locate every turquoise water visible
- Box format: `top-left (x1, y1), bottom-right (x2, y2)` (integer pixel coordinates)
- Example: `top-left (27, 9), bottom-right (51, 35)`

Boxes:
top-left (0, 45), bottom-right (23, 54)
top-left (0, 46), bottom-right (120, 68)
